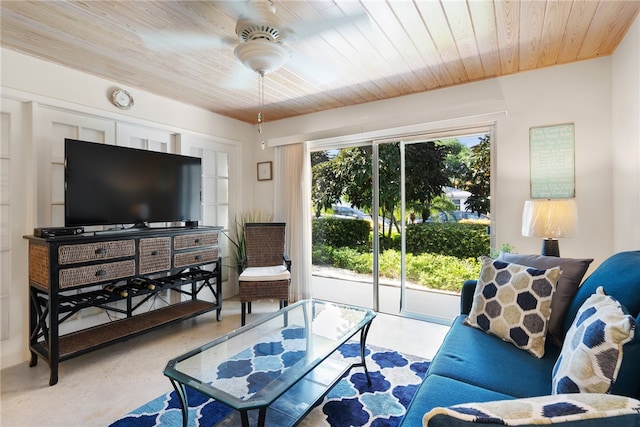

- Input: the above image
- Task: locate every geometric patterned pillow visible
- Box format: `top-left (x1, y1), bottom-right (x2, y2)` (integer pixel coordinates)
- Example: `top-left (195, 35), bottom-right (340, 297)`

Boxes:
top-left (465, 256), bottom-right (561, 358)
top-left (422, 393), bottom-right (640, 426)
top-left (498, 252), bottom-right (593, 347)
top-left (552, 286), bottom-right (636, 394)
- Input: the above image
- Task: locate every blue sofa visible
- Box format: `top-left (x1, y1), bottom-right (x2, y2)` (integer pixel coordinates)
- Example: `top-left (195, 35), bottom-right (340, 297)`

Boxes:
top-left (400, 251), bottom-right (640, 426)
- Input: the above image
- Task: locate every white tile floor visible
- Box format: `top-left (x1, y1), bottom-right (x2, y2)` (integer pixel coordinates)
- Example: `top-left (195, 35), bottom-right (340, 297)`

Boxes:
top-left (0, 297), bottom-right (450, 427)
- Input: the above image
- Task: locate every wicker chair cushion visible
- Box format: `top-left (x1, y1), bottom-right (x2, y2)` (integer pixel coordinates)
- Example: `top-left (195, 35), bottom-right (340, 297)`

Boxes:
top-left (239, 265), bottom-right (291, 282)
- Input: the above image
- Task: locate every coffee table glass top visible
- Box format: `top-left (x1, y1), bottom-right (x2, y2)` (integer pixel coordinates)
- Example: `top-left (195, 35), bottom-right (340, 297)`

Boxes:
top-left (164, 299), bottom-right (376, 411)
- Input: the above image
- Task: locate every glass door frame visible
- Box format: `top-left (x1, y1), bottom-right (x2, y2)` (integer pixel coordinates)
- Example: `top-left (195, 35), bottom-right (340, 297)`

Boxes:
top-left (376, 124), bottom-right (496, 324)
top-left (371, 143), bottom-right (380, 312)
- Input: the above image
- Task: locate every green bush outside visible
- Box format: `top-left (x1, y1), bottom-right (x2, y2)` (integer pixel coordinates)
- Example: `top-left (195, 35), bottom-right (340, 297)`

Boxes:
top-left (312, 218), bottom-right (489, 293)
top-left (312, 217), bottom-right (371, 249)
top-left (405, 222), bottom-right (489, 259)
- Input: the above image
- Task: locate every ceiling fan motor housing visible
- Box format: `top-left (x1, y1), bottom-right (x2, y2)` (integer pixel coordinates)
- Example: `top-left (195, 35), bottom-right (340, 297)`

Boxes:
top-left (235, 0), bottom-right (283, 43)
top-left (234, 39), bottom-right (290, 75)
top-left (237, 22), bottom-right (282, 43)
top-left (234, 0), bottom-right (290, 74)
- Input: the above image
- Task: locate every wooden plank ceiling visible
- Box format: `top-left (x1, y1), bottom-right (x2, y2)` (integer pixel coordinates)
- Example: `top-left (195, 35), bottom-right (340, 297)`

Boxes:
top-left (1, 1), bottom-right (638, 124)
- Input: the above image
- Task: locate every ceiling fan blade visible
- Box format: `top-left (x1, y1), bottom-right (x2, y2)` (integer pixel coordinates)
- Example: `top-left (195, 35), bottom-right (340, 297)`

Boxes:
top-left (219, 61), bottom-right (258, 90)
top-left (218, 0), bottom-right (262, 21)
top-left (282, 12), bottom-right (369, 42)
top-left (138, 31), bottom-right (236, 52)
top-left (285, 49), bottom-right (341, 84)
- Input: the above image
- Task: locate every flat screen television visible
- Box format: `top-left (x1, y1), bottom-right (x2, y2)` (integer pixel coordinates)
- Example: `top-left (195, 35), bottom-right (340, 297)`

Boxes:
top-left (65, 139), bottom-right (201, 228)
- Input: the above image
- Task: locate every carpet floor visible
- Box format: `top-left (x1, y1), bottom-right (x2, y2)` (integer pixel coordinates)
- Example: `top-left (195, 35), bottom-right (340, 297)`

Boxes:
top-left (110, 342), bottom-right (430, 427)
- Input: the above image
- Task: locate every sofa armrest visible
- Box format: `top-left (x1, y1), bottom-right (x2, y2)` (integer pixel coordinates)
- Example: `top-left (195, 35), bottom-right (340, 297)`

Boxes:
top-left (460, 280), bottom-right (477, 315)
top-left (423, 394), bottom-right (640, 427)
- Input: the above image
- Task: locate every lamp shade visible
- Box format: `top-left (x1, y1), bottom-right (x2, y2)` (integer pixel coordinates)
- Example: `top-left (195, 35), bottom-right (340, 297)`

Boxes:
top-left (522, 199), bottom-right (578, 238)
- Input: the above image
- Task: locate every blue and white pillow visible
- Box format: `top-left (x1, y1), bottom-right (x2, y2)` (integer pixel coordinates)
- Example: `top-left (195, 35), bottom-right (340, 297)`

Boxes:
top-left (465, 257), bottom-right (561, 358)
top-left (552, 286), bottom-right (636, 394)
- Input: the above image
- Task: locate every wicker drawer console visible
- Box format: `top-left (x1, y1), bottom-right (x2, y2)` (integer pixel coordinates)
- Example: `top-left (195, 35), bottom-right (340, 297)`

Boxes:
top-left (24, 226), bottom-right (222, 386)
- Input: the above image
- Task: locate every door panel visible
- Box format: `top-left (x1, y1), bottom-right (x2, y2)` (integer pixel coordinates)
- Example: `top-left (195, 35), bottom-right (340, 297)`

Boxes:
top-left (36, 107), bottom-right (115, 227)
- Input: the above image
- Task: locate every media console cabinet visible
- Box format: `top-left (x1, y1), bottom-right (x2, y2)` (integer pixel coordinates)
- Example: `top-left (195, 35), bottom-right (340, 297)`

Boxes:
top-left (24, 226), bottom-right (222, 385)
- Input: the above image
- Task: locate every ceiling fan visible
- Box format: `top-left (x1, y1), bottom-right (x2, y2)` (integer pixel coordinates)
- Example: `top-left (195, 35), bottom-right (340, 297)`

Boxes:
top-left (140, 0), bottom-right (366, 146)
top-left (140, 0), bottom-right (367, 84)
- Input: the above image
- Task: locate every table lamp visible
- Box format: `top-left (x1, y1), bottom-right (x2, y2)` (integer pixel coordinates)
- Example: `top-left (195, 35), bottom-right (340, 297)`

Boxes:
top-left (521, 199), bottom-right (578, 257)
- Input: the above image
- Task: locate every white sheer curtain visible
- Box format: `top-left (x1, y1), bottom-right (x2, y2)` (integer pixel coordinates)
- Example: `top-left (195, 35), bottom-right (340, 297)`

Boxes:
top-left (274, 143), bottom-right (312, 302)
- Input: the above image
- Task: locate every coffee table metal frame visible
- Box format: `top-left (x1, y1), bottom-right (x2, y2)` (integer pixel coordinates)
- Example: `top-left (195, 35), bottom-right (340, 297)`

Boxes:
top-left (163, 299), bottom-right (376, 427)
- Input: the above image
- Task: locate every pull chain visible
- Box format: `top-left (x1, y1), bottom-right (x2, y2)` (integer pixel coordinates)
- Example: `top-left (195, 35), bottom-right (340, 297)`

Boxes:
top-left (257, 71), bottom-right (265, 149)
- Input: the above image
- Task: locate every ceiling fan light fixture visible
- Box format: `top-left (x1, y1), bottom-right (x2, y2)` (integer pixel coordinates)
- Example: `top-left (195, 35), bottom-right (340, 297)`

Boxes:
top-left (234, 39), bottom-right (291, 74)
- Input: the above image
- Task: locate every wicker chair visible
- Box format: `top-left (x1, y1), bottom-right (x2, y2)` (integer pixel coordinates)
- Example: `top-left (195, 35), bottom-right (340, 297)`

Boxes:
top-left (238, 222), bottom-right (291, 326)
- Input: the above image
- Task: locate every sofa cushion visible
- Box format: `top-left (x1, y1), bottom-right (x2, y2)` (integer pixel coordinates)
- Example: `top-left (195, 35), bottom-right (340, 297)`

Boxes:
top-left (465, 257), bottom-right (561, 358)
top-left (564, 251), bottom-right (640, 333)
top-left (552, 287), bottom-right (636, 394)
top-left (429, 316), bottom-right (560, 398)
top-left (422, 393), bottom-right (640, 427)
top-left (613, 315), bottom-right (640, 398)
top-left (400, 374), bottom-right (513, 427)
top-left (498, 253), bottom-right (593, 347)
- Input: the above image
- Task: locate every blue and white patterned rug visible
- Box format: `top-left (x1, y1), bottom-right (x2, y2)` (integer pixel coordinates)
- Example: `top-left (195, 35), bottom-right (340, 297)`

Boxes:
top-left (109, 338), bottom-right (430, 427)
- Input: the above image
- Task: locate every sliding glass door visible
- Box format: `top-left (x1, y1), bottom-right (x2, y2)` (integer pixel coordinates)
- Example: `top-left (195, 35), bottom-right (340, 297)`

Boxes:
top-left (310, 146), bottom-right (376, 309)
top-left (310, 128), bottom-right (492, 323)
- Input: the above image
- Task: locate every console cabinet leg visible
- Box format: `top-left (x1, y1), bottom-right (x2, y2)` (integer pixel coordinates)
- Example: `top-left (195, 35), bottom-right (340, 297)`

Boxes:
top-left (49, 366), bottom-right (59, 386)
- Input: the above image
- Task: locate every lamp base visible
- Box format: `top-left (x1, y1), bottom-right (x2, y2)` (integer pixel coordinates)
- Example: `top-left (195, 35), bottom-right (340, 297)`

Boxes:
top-left (541, 239), bottom-right (560, 257)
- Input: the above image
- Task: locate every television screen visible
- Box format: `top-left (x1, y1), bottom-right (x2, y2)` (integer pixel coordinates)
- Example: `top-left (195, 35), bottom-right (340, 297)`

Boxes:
top-left (65, 139), bottom-right (201, 228)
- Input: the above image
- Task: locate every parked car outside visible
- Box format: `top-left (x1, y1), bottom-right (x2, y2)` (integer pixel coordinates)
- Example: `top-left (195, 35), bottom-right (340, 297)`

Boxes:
top-left (326, 203), bottom-right (391, 228)
top-left (426, 210), bottom-right (490, 223)
top-left (331, 204), bottom-right (370, 220)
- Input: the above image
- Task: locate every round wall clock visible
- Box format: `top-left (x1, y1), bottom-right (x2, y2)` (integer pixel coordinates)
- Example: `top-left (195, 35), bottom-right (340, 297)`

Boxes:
top-left (111, 88), bottom-right (134, 109)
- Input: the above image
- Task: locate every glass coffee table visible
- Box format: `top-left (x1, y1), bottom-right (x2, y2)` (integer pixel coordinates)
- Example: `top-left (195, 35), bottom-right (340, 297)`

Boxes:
top-left (164, 299), bottom-right (376, 427)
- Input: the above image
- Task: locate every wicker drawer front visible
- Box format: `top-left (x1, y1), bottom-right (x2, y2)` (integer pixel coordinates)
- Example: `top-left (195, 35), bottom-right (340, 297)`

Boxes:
top-left (59, 260), bottom-right (135, 289)
top-left (58, 240), bottom-right (135, 265)
top-left (173, 248), bottom-right (218, 269)
top-left (139, 237), bottom-right (171, 274)
top-left (173, 232), bottom-right (218, 250)
top-left (29, 243), bottom-right (50, 288)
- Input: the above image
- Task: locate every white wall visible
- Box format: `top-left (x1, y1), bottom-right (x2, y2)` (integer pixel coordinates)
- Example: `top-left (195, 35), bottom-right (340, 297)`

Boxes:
top-left (495, 60), bottom-right (613, 264)
top-left (612, 16), bottom-right (640, 252)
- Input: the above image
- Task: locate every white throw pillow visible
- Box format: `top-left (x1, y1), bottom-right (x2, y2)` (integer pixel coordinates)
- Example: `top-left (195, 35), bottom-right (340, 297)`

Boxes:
top-left (552, 286), bottom-right (635, 394)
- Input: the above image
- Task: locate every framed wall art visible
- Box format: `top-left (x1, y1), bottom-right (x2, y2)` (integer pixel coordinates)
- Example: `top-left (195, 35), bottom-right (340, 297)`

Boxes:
top-left (529, 123), bottom-right (575, 198)
top-left (257, 161), bottom-right (272, 181)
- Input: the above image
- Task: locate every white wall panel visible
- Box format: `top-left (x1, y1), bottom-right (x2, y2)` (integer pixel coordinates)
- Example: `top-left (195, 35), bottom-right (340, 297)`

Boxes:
top-left (35, 107), bottom-right (115, 227)
top-left (179, 133), bottom-right (239, 297)
top-left (116, 123), bottom-right (174, 153)
top-left (0, 99), bottom-right (29, 368)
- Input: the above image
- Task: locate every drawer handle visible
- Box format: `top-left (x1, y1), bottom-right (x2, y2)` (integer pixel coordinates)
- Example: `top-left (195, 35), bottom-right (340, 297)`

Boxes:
top-left (194, 255), bottom-right (201, 261)
top-left (194, 238), bottom-right (201, 244)
top-left (95, 269), bottom-right (107, 277)
top-left (151, 250), bottom-right (159, 256)
top-left (95, 248), bottom-right (107, 256)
